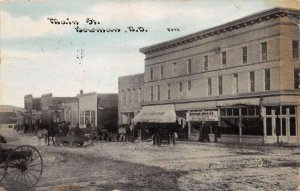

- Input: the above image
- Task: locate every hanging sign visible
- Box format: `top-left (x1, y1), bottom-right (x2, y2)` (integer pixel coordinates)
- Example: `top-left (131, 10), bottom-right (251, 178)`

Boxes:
top-left (186, 110), bottom-right (218, 122)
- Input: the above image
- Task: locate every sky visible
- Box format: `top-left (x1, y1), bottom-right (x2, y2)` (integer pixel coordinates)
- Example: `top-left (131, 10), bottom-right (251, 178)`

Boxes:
top-left (0, 0), bottom-right (300, 107)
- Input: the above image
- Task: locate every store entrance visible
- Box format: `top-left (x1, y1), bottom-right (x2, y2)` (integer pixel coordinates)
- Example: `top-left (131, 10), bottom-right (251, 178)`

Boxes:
top-left (190, 121), bottom-right (218, 142)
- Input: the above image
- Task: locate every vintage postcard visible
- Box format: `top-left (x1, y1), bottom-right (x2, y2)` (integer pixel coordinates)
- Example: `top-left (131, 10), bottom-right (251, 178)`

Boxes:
top-left (1, 0), bottom-right (300, 190)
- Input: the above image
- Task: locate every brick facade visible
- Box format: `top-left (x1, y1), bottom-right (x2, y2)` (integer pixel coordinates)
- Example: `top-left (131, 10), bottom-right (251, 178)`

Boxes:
top-left (139, 8), bottom-right (300, 144)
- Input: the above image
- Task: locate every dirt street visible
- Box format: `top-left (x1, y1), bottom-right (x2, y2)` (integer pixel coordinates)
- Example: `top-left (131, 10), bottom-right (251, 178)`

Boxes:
top-left (1, 128), bottom-right (300, 191)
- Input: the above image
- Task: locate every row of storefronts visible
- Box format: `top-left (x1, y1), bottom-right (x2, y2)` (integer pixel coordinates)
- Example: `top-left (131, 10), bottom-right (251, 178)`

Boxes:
top-left (119, 7), bottom-right (300, 144)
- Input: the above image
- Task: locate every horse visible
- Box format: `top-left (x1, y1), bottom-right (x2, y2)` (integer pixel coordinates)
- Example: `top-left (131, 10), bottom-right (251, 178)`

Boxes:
top-left (36, 122), bottom-right (61, 146)
top-left (36, 129), bottom-right (48, 146)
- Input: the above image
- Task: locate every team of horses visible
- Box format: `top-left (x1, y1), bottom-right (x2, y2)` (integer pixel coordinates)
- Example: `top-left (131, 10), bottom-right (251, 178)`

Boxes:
top-left (35, 122), bottom-right (69, 146)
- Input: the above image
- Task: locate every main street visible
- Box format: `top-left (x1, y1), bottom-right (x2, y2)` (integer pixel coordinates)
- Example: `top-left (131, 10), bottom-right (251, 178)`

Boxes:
top-left (1, 128), bottom-right (300, 191)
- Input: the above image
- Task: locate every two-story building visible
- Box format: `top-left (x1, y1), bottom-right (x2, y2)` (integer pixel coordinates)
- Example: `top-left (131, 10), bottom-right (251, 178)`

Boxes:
top-left (135, 7), bottom-right (300, 144)
top-left (78, 90), bottom-right (118, 129)
top-left (118, 73), bottom-right (144, 125)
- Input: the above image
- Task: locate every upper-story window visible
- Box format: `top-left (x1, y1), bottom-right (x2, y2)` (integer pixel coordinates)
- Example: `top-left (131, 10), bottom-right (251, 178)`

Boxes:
top-left (294, 68), bottom-right (300, 89)
top-left (204, 55), bottom-right (208, 71)
top-left (188, 80), bottom-right (192, 91)
top-left (233, 74), bottom-right (238, 94)
top-left (157, 85), bottom-right (160, 101)
top-left (128, 89), bottom-right (131, 104)
top-left (249, 71), bottom-right (255, 92)
top-left (261, 42), bottom-right (267, 61)
top-left (264, 69), bottom-right (271, 91)
top-left (187, 59), bottom-right (192, 74)
top-left (242, 46), bottom-right (247, 64)
top-left (218, 76), bottom-right (223, 95)
top-left (207, 78), bottom-right (212, 96)
top-left (167, 84), bottom-right (171, 100)
top-left (150, 86), bottom-right (153, 101)
top-left (150, 68), bottom-right (154, 80)
top-left (221, 51), bottom-right (226, 68)
top-left (293, 40), bottom-right (299, 59)
top-left (179, 82), bottom-right (183, 92)
top-left (173, 62), bottom-right (177, 77)
top-left (160, 65), bottom-right (164, 79)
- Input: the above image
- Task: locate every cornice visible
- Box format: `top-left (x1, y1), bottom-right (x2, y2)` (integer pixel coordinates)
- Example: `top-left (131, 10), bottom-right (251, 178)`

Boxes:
top-left (140, 7), bottom-right (300, 55)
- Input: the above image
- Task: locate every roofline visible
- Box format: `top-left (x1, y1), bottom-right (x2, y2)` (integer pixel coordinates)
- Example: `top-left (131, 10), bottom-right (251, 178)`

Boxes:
top-left (118, 73), bottom-right (144, 79)
top-left (140, 7), bottom-right (300, 54)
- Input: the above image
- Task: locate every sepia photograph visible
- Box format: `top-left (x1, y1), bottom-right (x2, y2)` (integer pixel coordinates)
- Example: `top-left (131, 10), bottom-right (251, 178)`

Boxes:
top-left (1, 0), bottom-right (300, 190)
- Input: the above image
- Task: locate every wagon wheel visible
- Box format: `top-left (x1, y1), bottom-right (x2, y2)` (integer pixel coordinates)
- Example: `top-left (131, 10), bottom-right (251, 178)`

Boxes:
top-left (5, 145), bottom-right (43, 187)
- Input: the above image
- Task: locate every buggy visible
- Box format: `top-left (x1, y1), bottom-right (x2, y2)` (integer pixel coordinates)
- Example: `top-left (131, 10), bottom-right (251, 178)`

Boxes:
top-left (0, 144), bottom-right (43, 187)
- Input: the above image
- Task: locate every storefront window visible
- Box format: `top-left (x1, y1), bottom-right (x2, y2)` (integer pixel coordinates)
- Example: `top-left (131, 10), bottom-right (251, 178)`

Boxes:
top-left (266, 107), bottom-right (272, 115)
top-left (248, 107), bottom-right (255, 115)
top-left (220, 109), bottom-right (226, 116)
top-left (289, 106), bottom-right (296, 115)
top-left (241, 108), bottom-right (247, 116)
top-left (91, 110), bottom-right (96, 125)
top-left (242, 118), bottom-right (263, 135)
top-left (85, 110), bottom-right (90, 124)
top-left (80, 111), bottom-right (84, 125)
top-left (266, 117), bottom-right (272, 136)
top-left (233, 108), bottom-right (239, 116)
top-left (282, 118), bottom-right (286, 136)
top-left (290, 117), bottom-right (296, 136)
top-left (227, 108), bottom-right (233, 116)
top-left (282, 106), bottom-right (287, 115)
top-left (220, 118), bottom-right (239, 135)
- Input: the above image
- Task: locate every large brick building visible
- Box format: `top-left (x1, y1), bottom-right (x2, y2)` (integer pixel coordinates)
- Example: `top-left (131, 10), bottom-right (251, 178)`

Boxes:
top-left (118, 73), bottom-right (144, 125)
top-left (132, 7), bottom-right (300, 144)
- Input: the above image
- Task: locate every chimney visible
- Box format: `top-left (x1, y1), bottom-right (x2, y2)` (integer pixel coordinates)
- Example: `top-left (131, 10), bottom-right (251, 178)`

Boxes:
top-left (80, 90), bottom-right (83, 95)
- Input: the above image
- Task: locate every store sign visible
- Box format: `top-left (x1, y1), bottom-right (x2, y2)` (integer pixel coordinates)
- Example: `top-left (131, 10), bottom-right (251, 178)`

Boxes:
top-left (186, 110), bottom-right (219, 122)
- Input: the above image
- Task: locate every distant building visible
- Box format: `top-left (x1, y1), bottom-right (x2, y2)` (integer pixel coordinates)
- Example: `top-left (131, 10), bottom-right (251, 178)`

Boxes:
top-left (0, 105), bottom-right (24, 129)
top-left (24, 95), bottom-right (41, 128)
top-left (118, 73), bottom-right (144, 125)
top-left (136, 7), bottom-right (300, 144)
top-left (77, 90), bottom-right (118, 128)
top-left (63, 98), bottom-right (79, 127)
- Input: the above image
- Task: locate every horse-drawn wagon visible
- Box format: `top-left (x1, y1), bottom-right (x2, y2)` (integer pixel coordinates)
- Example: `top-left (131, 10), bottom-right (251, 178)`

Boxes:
top-left (0, 144), bottom-right (43, 187)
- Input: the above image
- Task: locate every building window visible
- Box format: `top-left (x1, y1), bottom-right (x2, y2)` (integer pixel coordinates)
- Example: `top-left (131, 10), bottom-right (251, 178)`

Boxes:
top-left (208, 78), bottom-right (212, 96)
top-left (188, 80), bottom-right (191, 91)
top-left (168, 84), bottom-right (171, 100)
top-left (150, 68), bottom-right (153, 80)
top-left (157, 85), bottom-right (160, 101)
top-left (80, 110), bottom-right (96, 126)
top-left (150, 86), bottom-right (153, 101)
top-left (218, 76), bottom-right (223, 95)
top-left (80, 111), bottom-right (84, 125)
top-left (233, 74), bottom-right (238, 94)
top-left (266, 117), bottom-right (272, 136)
top-left (293, 40), bottom-right (299, 59)
top-left (204, 55), bottom-right (208, 71)
top-left (290, 117), bottom-right (296, 136)
top-left (242, 46), bottom-right (247, 64)
top-left (187, 59), bottom-right (192, 74)
top-left (160, 65), bottom-right (164, 79)
top-left (249, 71), bottom-right (255, 92)
top-left (173, 62), bottom-right (177, 76)
top-left (294, 68), bottom-right (300, 89)
top-left (264, 69), bottom-right (270, 91)
top-left (127, 89), bottom-right (131, 104)
top-left (261, 42), bottom-right (267, 61)
top-left (179, 82), bottom-right (182, 92)
top-left (221, 51), bottom-right (226, 67)
top-left (91, 110), bottom-right (95, 125)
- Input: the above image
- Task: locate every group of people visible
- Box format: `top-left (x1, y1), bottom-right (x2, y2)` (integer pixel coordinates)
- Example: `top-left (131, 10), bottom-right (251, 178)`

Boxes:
top-left (118, 124), bottom-right (138, 142)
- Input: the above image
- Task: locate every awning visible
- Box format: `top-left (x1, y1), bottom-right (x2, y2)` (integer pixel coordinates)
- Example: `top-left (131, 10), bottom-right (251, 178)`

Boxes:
top-left (132, 104), bottom-right (176, 123)
top-left (216, 98), bottom-right (260, 107)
